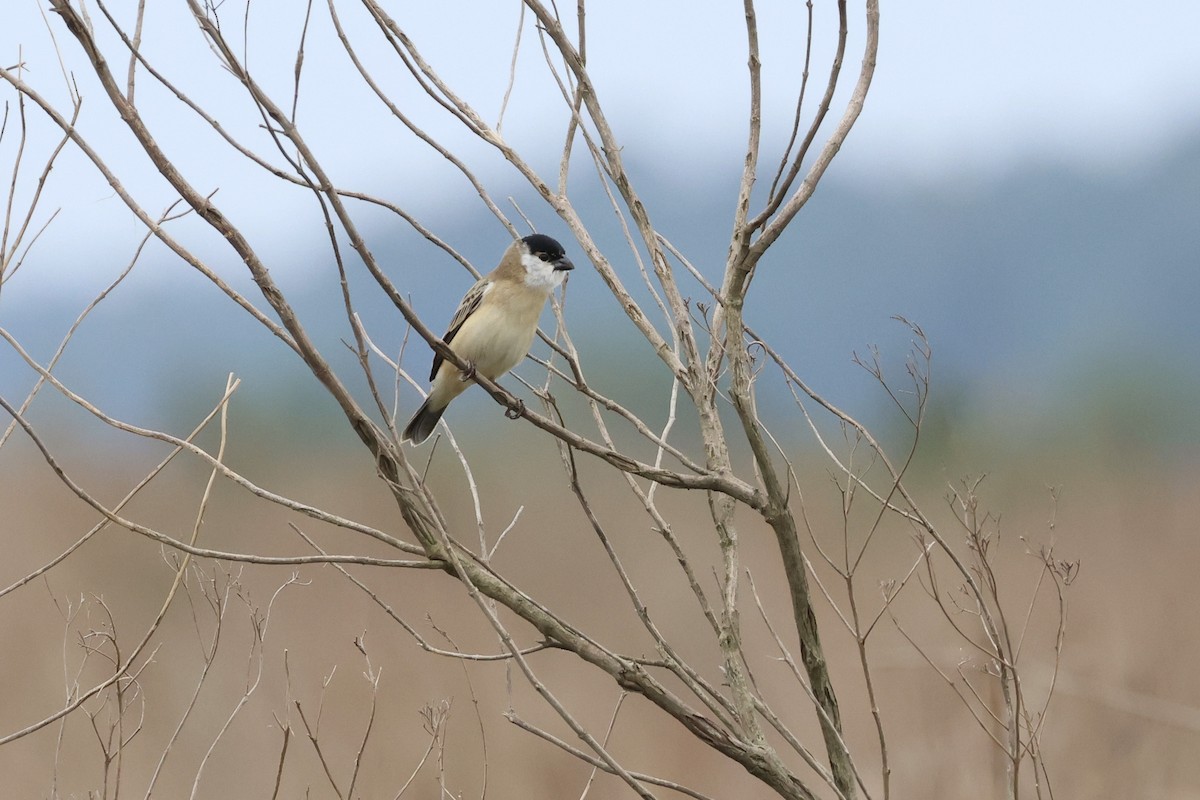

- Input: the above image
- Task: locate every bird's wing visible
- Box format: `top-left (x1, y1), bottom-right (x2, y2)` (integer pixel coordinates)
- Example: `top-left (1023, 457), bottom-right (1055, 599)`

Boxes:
top-left (430, 278), bottom-right (491, 381)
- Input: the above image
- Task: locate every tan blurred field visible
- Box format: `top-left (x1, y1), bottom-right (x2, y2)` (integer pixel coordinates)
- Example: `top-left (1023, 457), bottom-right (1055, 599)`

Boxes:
top-left (0, 424), bottom-right (1196, 799)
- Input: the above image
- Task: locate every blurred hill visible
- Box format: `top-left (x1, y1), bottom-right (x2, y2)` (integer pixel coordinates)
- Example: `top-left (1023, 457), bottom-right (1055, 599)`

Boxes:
top-left (2, 131), bottom-right (1197, 458)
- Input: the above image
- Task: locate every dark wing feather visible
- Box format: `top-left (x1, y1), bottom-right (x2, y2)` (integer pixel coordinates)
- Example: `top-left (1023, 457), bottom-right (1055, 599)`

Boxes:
top-left (430, 278), bottom-right (490, 381)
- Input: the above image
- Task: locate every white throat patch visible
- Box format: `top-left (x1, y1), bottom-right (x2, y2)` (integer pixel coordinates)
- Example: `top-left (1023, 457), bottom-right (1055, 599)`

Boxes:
top-left (521, 250), bottom-right (567, 291)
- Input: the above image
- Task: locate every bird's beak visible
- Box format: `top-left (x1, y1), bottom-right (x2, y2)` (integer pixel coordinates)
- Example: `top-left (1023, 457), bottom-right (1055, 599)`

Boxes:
top-left (553, 256), bottom-right (575, 272)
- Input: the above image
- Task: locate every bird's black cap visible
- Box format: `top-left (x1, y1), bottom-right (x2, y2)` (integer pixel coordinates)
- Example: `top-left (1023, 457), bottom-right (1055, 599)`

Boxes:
top-left (522, 233), bottom-right (566, 258)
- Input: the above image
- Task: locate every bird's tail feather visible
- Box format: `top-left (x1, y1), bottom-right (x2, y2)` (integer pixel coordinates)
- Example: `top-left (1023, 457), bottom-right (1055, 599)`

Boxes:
top-left (402, 397), bottom-right (446, 445)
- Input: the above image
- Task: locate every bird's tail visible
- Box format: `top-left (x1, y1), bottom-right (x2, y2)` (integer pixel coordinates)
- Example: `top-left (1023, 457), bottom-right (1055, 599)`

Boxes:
top-left (402, 396), bottom-right (446, 445)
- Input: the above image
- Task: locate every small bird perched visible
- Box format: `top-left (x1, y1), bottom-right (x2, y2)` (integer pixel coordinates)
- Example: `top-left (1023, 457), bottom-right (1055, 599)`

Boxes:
top-left (402, 234), bottom-right (574, 445)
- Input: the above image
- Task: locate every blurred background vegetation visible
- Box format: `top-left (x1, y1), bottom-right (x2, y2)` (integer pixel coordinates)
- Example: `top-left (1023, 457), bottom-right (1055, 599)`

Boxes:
top-left (2, 1), bottom-right (1198, 796)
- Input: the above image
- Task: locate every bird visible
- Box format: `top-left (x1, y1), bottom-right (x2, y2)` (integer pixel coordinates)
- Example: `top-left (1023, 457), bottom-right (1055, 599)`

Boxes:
top-left (402, 233), bottom-right (574, 445)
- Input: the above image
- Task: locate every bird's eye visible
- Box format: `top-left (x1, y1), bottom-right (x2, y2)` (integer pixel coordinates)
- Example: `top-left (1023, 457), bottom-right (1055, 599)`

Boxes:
top-left (537, 252), bottom-right (552, 262)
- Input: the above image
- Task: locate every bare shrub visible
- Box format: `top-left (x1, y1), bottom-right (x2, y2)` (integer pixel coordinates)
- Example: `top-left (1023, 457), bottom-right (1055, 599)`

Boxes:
top-left (0, 2), bottom-right (1071, 798)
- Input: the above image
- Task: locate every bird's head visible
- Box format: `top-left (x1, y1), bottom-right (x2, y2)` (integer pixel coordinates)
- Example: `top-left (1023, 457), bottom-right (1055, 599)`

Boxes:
top-left (516, 233), bottom-right (574, 289)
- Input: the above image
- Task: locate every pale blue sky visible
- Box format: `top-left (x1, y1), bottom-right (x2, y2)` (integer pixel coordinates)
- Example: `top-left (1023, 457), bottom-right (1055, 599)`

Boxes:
top-left (5, 1), bottom-right (1198, 179)
top-left (1, 0), bottom-right (1197, 290)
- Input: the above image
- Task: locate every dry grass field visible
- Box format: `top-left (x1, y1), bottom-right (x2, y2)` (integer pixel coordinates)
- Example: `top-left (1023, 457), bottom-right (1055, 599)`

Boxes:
top-left (1, 425), bottom-right (1194, 798)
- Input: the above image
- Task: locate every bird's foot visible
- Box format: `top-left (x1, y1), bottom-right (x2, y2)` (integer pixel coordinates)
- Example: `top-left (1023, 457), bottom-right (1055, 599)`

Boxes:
top-left (505, 398), bottom-right (525, 420)
top-left (459, 361), bottom-right (478, 382)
